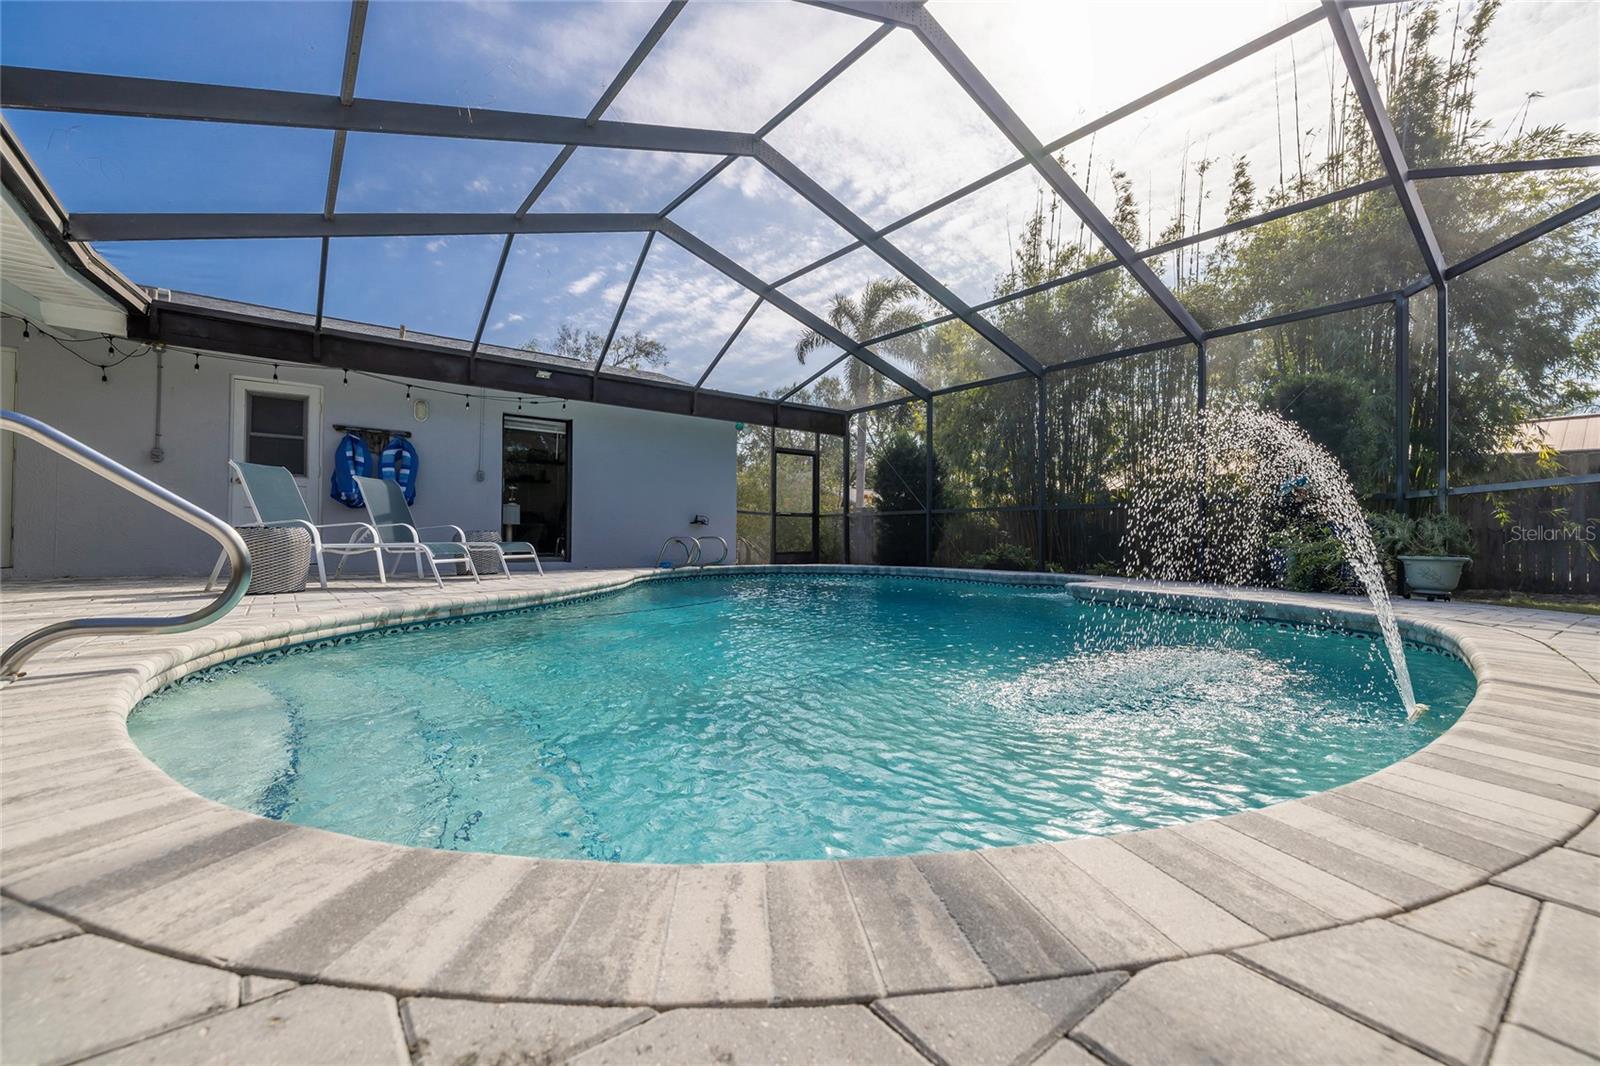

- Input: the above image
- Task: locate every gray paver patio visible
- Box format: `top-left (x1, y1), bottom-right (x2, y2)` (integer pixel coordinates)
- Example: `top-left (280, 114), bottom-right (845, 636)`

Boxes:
top-left (1490, 1024), bottom-right (1600, 1066)
top-left (238, 974), bottom-right (297, 1004)
top-left (402, 998), bottom-right (654, 1066)
top-left (874, 973), bottom-right (1125, 1066)
top-left (1502, 903), bottom-right (1600, 1058)
top-left (1391, 885), bottom-right (1540, 967)
top-left (567, 1005), bottom-right (927, 1065)
top-left (0, 935), bottom-right (238, 1065)
top-left (1491, 848), bottom-right (1600, 916)
top-left (1072, 954), bottom-right (1437, 1065)
top-left (81, 986), bottom-right (409, 1065)
top-left (1236, 919), bottom-right (1514, 1066)
top-left (1030, 1039), bottom-right (1106, 1066)
top-left (2, 569), bottom-right (1598, 1063)
top-left (0, 896), bottom-right (78, 954)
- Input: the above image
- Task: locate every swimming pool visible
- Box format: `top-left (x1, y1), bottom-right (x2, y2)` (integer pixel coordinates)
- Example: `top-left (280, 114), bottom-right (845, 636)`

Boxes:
top-left (130, 573), bottom-right (1476, 863)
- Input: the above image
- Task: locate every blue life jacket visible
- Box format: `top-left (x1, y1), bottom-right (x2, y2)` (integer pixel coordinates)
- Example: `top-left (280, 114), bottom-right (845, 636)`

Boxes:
top-left (380, 435), bottom-right (420, 504)
top-left (330, 432), bottom-right (375, 508)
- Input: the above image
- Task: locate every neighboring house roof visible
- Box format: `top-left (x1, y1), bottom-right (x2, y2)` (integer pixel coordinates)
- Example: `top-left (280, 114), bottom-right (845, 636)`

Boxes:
top-left (1506, 414), bottom-right (1600, 455)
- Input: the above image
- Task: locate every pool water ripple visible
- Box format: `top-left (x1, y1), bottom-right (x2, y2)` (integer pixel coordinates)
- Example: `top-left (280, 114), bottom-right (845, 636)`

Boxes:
top-left (130, 574), bottom-right (1476, 863)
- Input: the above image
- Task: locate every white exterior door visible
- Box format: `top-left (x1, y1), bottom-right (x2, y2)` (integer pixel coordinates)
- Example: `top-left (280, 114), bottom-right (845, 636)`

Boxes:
top-left (229, 376), bottom-right (323, 524)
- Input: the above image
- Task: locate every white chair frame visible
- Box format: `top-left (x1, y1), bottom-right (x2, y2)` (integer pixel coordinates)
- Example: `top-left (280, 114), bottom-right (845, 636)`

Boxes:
top-left (206, 460), bottom-right (388, 591)
top-left (333, 520), bottom-right (482, 589)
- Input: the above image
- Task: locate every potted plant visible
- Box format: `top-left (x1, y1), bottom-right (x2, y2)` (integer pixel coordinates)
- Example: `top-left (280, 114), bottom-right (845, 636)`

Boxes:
top-left (1371, 512), bottom-right (1473, 600)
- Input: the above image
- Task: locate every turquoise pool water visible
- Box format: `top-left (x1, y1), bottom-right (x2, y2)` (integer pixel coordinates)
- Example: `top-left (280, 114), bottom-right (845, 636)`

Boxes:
top-left (130, 574), bottom-right (1476, 863)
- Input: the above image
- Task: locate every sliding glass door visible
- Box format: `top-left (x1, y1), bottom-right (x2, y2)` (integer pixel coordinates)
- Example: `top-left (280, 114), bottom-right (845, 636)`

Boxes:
top-left (502, 415), bottom-right (571, 560)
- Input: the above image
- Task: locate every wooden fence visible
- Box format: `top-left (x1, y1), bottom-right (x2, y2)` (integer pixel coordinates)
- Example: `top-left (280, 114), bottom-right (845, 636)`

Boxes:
top-left (1452, 474), bottom-right (1599, 595)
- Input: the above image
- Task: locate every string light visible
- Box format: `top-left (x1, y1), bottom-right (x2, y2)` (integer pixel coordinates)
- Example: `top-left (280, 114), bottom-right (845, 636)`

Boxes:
top-left (343, 368), bottom-right (349, 385)
top-left (194, 352), bottom-right (200, 371)
top-left (100, 367), bottom-right (108, 383)
top-left (465, 394), bottom-right (471, 409)
top-left (2, 312), bottom-right (150, 373)
top-left (405, 384), bottom-right (411, 400)
top-left (272, 364), bottom-right (279, 381)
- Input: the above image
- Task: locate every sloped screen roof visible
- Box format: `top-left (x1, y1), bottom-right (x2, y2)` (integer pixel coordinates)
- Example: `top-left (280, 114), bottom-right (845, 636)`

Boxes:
top-left (2, 0), bottom-right (1596, 417)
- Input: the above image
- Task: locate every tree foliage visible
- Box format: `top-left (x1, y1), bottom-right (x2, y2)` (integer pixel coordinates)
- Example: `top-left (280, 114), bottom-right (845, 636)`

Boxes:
top-left (869, 430), bottom-right (946, 564)
top-left (524, 323), bottom-right (668, 371)
top-left (733, 2), bottom-right (1596, 571)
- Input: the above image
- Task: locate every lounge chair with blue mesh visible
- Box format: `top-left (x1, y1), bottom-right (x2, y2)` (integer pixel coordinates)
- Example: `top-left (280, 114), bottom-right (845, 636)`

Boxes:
top-left (206, 460), bottom-right (386, 590)
top-left (345, 475), bottom-right (542, 587)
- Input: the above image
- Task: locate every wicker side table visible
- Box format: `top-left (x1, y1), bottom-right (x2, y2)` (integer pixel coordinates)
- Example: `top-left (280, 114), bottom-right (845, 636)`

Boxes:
top-left (234, 525), bottom-right (314, 594)
top-left (455, 531), bottom-right (503, 578)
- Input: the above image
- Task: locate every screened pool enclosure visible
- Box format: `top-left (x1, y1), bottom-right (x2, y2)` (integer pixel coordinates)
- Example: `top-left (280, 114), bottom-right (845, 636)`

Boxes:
top-left (3, 0), bottom-right (1596, 583)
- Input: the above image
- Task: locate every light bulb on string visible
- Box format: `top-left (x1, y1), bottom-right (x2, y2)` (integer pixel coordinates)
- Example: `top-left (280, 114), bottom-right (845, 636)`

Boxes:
top-left (343, 368), bottom-right (349, 385)
top-left (272, 364), bottom-right (279, 381)
top-left (100, 366), bottom-right (108, 383)
top-left (193, 352), bottom-right (200, 372)
top-left (405, 384), bottom-right (411, 400)
top-left (21, 321), bottom-right (30, 339)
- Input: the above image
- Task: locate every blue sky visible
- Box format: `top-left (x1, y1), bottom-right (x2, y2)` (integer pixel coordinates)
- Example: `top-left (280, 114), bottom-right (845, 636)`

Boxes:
top-left (2, 0), bottom-right (1594, 400)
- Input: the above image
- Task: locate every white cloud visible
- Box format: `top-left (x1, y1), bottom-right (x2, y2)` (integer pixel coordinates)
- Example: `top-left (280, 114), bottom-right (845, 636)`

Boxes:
top-left (567, 269), bottom-right (605, 296)
top-left (764, 29), bottom-right (1022, 230)
top-left (425, 238), bottom-right (447, 253)
top-left (609, 3), bottom-right (872, 133)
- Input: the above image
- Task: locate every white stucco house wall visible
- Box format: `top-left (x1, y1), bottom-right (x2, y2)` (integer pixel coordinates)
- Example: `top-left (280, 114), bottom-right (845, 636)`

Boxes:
top-left (1, 318), bottom-right (736, 578)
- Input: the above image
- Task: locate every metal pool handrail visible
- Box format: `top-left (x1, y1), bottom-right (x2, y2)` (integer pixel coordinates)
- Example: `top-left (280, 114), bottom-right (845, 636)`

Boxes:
top-left (692, 535), bottom-right (728, 566)
top-left (655, 536), bottom-right (697, 568)
top-left (0, 410), bottom-right (252, 680)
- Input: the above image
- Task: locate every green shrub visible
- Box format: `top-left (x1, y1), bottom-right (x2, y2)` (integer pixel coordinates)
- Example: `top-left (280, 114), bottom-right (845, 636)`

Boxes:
top-left (963, 543), bottom-right (1036, 571)
top-left (1364, 510), bottom-right (1474, 561)
top-left (1283, 535), bottom-right (1354, 593)
top-left (1408, 512), bottom-right (1474, 557)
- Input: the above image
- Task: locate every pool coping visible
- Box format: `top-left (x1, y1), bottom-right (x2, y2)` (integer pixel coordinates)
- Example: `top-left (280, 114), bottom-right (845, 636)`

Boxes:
top-left (1, 565), bottom-right (1596, 1010)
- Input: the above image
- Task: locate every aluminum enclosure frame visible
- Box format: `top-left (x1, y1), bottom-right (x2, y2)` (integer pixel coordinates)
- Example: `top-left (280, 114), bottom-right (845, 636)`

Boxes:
top-left (3, 0), bottom-right (1597, 558)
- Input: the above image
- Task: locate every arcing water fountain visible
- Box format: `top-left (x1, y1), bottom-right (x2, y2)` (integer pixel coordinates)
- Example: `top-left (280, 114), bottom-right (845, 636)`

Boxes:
top-left (1124, 404), bottom-right (1425, 719)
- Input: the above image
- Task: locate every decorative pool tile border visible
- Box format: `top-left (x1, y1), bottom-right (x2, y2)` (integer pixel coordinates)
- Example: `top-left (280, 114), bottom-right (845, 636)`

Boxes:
top-left (150, 566), bottom-right (1465, 698)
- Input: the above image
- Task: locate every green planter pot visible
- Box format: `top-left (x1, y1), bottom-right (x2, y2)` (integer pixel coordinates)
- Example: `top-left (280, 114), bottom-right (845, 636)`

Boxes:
top-left (1399, 555), bottom-right (1471, 600)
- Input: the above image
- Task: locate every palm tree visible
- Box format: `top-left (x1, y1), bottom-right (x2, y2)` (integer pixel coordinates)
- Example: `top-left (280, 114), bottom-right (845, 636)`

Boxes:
top-left (794, 278), bottom-right (928, 506)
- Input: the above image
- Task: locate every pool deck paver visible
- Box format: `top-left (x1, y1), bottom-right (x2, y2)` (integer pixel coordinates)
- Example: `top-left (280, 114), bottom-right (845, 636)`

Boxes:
top-left (0, 896), bottom-right (79, 954)
top-left (1234, 919), bottom-right (1515, 1066)
top-left (78, 985), bottom-right (411, 1066)
top-left (872, 972), bottom-right (1126, 1066)
top-left (1072, 954), bottom-right (1439, 1065)
top-left (1501, 903), bottom-right (1600, 1058)
top-left (0, 934), bottom-right (239, 1065)
top-left (401, 999), bottom-right (654, 1066)
top-left (1, 565), bottom-right (1597, 1064)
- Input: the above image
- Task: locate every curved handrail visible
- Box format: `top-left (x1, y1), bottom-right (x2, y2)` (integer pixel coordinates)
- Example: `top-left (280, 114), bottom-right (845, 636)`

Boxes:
top-left (654, 536), bottom-right (697, 569)
top-left (0, 410), bottom-right (251, 679)
top-left (692, 535), bottom-right (729, 566)
top-left (736, 536), bottom-right (757, 564)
